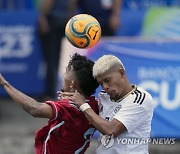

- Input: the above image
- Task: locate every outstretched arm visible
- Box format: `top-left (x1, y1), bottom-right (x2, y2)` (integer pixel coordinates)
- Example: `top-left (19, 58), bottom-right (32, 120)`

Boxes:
top-left (0, 74), bottom-right (53, 119)
top-left (79, 105), bottom-right (126, 137)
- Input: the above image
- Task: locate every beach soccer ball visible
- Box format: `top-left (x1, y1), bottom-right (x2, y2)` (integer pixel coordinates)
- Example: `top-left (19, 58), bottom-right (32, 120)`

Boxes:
top-left (65, 14), bottom-right (101, 48)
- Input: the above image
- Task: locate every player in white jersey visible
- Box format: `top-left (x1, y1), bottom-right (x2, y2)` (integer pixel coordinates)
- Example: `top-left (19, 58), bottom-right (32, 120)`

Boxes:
top-left (96, 85), bottom-right (153, 154)
top-left (60, 55), bottom-right (154, 154)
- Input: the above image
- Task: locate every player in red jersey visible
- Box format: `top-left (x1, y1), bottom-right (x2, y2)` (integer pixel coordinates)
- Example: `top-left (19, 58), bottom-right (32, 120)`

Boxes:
top-left (0, 53), bottom-right (99, 154)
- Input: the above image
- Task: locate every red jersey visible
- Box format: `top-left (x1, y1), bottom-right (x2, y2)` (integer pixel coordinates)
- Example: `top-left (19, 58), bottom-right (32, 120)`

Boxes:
top-left (35, 96), bottom-right (98, 154)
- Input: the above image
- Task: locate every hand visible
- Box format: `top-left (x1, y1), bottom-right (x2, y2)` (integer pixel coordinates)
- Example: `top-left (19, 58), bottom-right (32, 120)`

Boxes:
top-left (57, 90), bottom-right (72, 100)
top-left (57, 90), bottom-right (86, 107)
top-left (0, 74), bottom-right (8, 87)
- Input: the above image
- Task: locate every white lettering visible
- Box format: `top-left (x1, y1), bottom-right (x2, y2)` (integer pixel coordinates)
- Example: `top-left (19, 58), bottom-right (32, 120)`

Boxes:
top-left (115, 138), bottom-right (175, 145)
top-left (138, 66), bottom-right (180, 81)
top-left (161, 81), bottom-right (180, 110)
top-left (0, 25), bottom-right (34, 58)
top-left (117, 138), bottom-right (121, 144)
top-left (139, 80), bottom-right (180, 110)
top-left (138, 80), bottom-right (159, 107)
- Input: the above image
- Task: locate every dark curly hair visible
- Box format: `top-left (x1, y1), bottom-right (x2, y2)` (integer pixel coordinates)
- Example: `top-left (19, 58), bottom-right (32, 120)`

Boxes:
top-left (67, 53), bottom-right (99, 96)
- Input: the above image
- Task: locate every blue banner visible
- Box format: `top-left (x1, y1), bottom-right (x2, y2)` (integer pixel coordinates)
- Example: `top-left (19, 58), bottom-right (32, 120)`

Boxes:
top-left (84, 38), bottom-right (180, 138)
top-left (123, 0), bottom-right (180, 9)
top-left (0, 11), bottom-right (44, 96)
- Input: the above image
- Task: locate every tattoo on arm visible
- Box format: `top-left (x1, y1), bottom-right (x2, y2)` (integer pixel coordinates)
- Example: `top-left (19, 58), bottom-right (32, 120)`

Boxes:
top-left (3, 82), bottom-right (42, 116)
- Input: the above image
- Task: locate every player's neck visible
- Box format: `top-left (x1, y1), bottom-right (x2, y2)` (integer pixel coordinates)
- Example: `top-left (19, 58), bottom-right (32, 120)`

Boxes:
top-left (115, 85), bottom-right (136, 102)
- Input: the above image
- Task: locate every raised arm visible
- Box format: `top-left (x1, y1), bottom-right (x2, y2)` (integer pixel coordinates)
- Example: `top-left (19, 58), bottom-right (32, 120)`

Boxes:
top-left (0, 74), bottom-right (53, 119)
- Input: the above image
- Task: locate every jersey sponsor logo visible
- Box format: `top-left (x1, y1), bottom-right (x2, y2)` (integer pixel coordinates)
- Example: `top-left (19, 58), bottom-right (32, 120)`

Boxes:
top-left (132, 90), bottom-right (146, 105)
top-left (113, 104), bottom-right (121, 114)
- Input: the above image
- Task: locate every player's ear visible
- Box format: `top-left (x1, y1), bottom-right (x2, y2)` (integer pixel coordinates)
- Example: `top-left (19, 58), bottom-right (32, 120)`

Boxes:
top-left (70, 80), bottom-right (78, 91)
top-left (118, 68), bottom-right (125, 76)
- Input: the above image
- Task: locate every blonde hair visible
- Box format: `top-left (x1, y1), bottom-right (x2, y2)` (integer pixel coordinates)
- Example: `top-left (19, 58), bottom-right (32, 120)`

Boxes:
top-left (93, 55), bottom-right (125, 77)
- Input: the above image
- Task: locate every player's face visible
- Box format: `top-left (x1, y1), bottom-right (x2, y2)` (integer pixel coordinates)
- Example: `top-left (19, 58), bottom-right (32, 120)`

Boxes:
top-left (96, 68), bottom-right (125, 100)
top-left (62, 70), bottom-right (76, 92)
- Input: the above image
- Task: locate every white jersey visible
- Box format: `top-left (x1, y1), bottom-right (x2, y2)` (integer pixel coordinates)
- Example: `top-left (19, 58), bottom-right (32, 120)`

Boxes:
top-left (96, 85), bottom-right (154, 154)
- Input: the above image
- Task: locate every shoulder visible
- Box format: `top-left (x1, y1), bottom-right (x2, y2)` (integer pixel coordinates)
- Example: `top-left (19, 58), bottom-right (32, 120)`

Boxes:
top-left (98, 90), bottom-right (113, 107)
top-left (124, 86), bottom-right (154, 111)
top-left (46, 99), bottom-right (79, 111)
top-left (46, 99), bottom-right (68, 106)
top-left (99, 90), bottom-right (111, 101)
